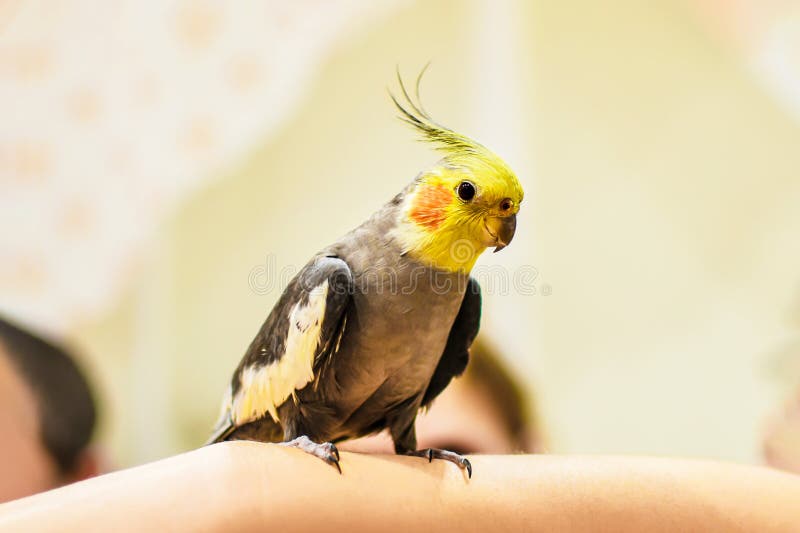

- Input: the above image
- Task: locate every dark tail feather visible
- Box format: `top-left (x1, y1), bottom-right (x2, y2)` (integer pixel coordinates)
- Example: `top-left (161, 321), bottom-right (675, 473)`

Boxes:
top-left (205, 414), bottom-right (235, 445)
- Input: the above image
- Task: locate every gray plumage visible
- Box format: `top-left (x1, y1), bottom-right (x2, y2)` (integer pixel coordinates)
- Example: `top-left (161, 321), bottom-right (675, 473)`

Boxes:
top-left (204, 69), bottom-right (523, 478)
top-left (208, 188), bottom-right (481, 458)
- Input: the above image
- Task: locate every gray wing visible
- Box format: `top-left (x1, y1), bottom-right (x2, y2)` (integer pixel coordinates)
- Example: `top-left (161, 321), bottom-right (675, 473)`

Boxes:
top-left (207, 255), bottom-right (353, 444)
top-left (421, 276), bottom-right (481, 407)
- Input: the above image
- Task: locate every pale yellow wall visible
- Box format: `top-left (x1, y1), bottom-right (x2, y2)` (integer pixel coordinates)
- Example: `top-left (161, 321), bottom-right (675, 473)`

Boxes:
top-left (73, 0), bottom-right (800, 467)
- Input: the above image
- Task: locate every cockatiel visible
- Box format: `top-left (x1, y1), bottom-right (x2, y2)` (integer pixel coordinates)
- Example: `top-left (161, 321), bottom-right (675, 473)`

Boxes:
top-left (207, 71), bottom-right (523, 478)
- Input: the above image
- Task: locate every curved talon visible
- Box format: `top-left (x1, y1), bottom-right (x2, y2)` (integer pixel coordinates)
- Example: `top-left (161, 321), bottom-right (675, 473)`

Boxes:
top-left (280, 436), bottom-right (343, 474)
top-left (330, 443), bottom-right (340, 462)
top-left (326, 454), bottom-right (342, 474)
top-left (321, 443), bottom-right (341, 474)
top-left (405, 448), bottom-right (472, 478)
top-left (463, 458), bottom-right (472, 479)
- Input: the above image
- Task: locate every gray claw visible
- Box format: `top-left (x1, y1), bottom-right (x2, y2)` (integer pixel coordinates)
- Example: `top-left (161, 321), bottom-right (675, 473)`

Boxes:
top-left (280, 436), bottom-right (343, 474)
top-left (325, 454), bottom-right (342, 474)
top-left (405, 448), bottom-right (472, 478)
top-left (330, 443), bottom-right (340, 462)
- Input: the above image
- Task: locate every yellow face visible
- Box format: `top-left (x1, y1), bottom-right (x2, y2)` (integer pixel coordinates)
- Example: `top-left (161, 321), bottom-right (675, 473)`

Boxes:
top-left (397, 158), bottom-right (523, 273)
top-left (389, 69), bottom-right (523, 272)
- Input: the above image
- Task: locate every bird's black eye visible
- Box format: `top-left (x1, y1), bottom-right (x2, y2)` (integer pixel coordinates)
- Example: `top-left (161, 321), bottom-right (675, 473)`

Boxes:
top-left (457, 181), bottom-right (476, 201)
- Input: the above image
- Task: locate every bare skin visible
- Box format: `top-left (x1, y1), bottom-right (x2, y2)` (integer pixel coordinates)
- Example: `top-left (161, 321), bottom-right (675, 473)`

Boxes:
top-left (0, 344), bottom-right (101, 503)
top-left (0, 347), bottom-right (59, 502)
top-left (1, 441), bottom-right (799, 532)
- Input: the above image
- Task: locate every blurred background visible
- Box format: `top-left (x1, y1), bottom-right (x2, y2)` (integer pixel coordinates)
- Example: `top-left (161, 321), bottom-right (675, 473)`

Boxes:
top-left (2, 0), bottom-right (800, 469)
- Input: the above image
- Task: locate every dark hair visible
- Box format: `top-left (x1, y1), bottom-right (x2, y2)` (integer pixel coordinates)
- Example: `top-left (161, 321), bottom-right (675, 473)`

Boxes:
top-left (464, 338), bottom-right (544, 453)
top-left (0, 316), bottom-right (96, 474)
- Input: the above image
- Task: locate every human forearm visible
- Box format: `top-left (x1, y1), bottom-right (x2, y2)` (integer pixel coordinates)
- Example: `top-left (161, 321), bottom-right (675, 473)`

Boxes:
top-left (1, 441), bottom-right (798, 532)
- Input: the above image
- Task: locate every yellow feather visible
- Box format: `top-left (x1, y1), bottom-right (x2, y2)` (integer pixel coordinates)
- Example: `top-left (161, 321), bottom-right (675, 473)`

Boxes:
top-left (391, 69), bottom-right (524, 273)
top-left (231, 281), bottom-right (329, 424)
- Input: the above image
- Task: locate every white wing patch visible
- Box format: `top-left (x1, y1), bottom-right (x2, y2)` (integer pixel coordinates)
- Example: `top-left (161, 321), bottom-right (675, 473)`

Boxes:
top-left (231, 280), bottom-right (329, 424)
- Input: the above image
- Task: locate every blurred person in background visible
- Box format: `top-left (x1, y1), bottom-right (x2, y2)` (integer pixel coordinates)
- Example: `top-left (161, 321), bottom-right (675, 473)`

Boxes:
top-left (0, 317), bottom-right (100, 503)
top-left (763, 387), bottom-right (800, 475)
top-left (343, 337), bottom-right (545, 455)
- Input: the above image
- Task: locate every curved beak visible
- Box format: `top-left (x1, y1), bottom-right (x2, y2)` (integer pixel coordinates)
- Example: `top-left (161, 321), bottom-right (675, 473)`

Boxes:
top-left (489, 214), bottom-right (517, 253)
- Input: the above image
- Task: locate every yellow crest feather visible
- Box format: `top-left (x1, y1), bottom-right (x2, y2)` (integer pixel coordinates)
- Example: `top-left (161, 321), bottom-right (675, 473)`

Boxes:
top-left (389, 66), bottom-right (514, 179)
top-left (390, 66), bottom-right (524, 273)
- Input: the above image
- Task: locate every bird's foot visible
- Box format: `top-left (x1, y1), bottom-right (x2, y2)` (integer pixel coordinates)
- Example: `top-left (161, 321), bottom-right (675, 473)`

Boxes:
top-left (279, 435), bottom-right (341, 474)
top-left (405, 448), bottom-right (472, 478)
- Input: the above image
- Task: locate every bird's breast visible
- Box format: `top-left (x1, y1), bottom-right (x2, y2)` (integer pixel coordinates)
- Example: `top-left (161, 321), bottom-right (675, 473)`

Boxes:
top-left (317, 259), bottom-right (467, 427)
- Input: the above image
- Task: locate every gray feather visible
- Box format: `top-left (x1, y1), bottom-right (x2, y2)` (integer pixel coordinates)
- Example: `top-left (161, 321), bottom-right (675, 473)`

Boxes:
top-left (210, 189), bottom-right (481, 452)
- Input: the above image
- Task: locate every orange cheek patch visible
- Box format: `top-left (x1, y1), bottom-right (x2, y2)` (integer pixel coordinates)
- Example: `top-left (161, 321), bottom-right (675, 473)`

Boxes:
top-left (409, 184), bottom-right (452, 230)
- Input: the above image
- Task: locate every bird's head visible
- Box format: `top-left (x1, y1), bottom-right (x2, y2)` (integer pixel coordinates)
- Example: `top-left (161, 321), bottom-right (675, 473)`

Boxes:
top-left (391, 70), bottom-right (523, 273)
